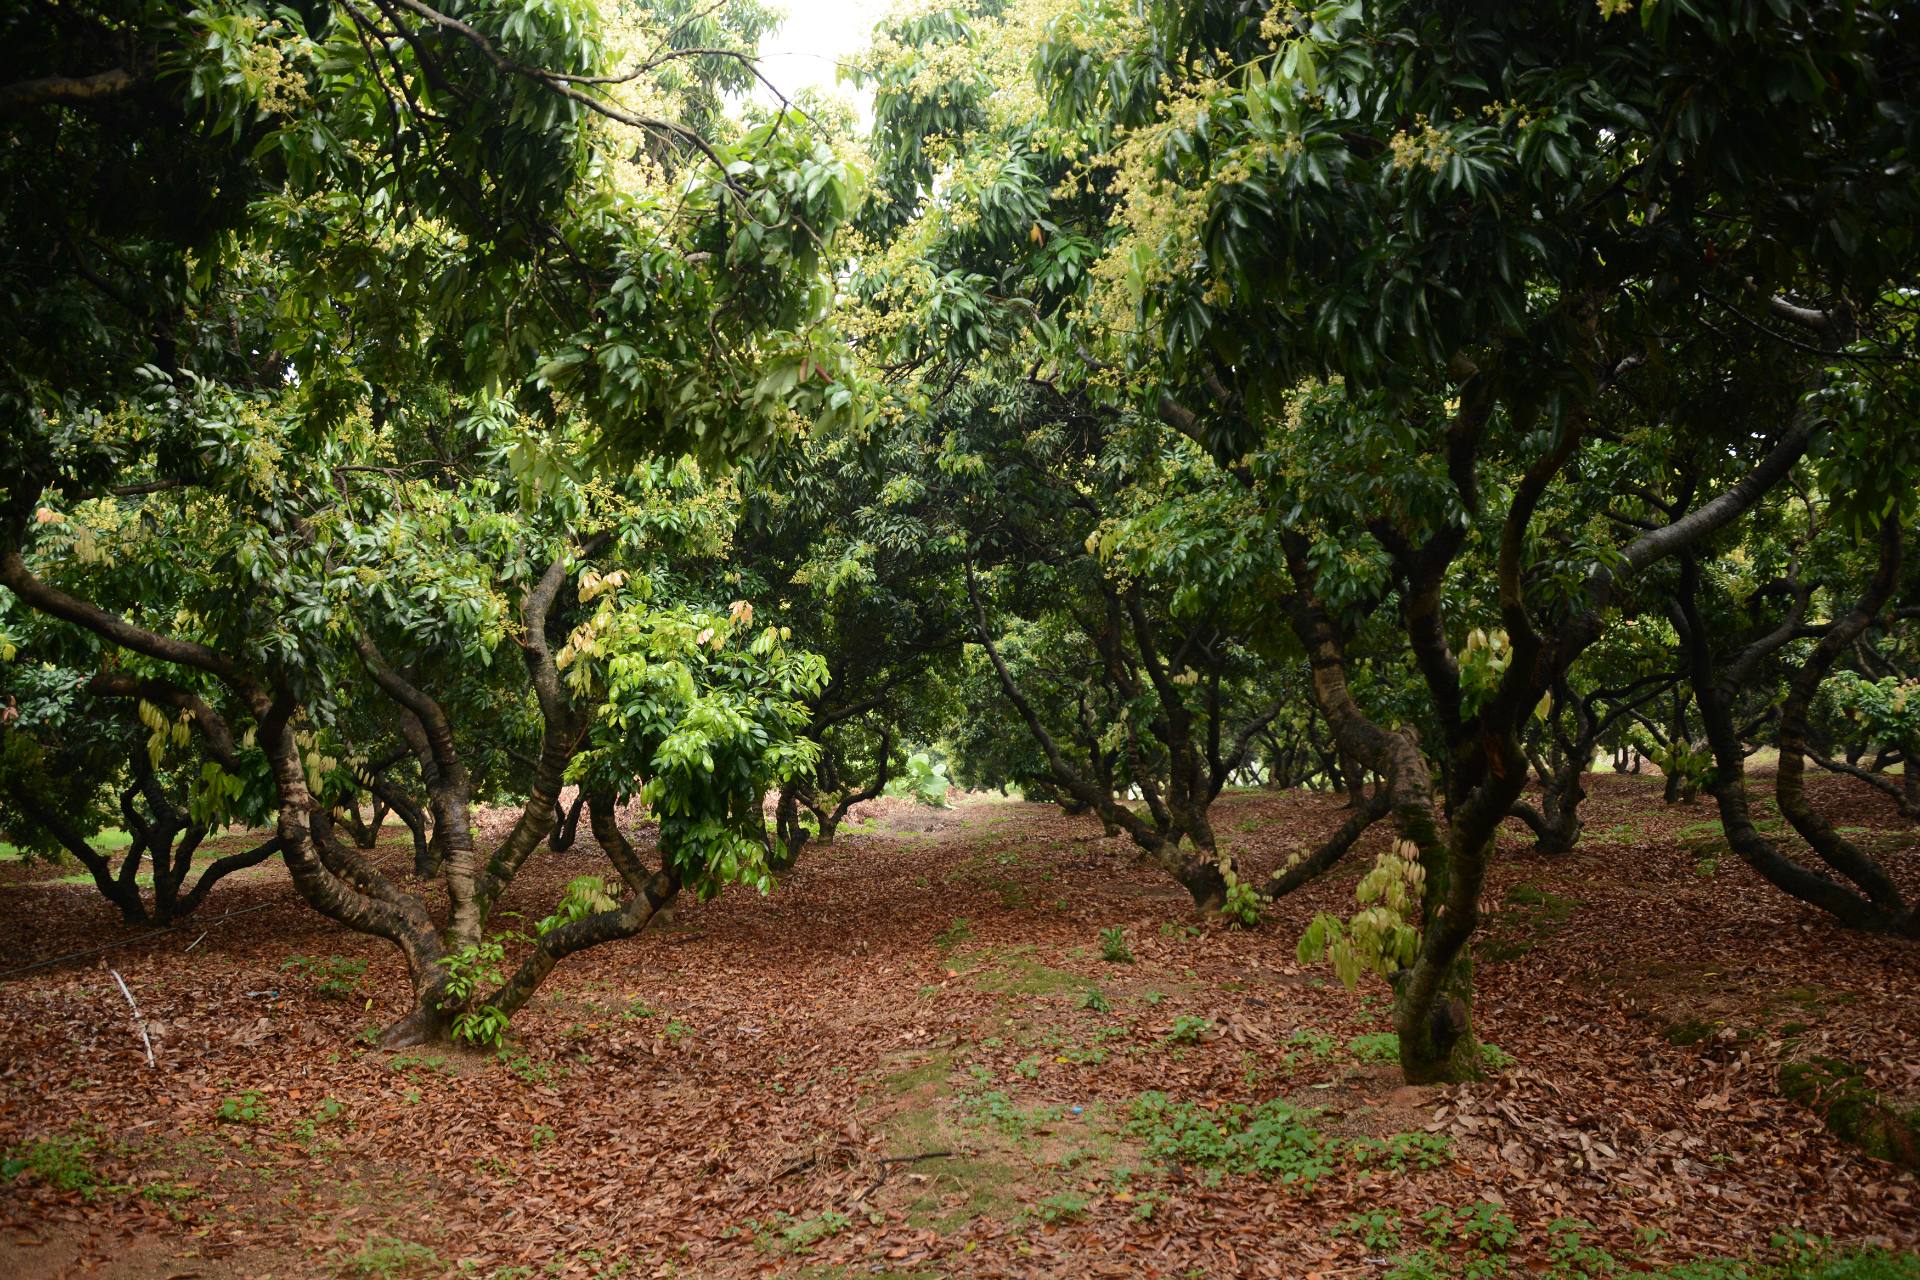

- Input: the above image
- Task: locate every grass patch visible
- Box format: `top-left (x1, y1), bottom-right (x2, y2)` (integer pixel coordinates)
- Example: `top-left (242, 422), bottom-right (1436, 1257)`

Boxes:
top-left (1361, 1214), bottom-right (1920, 1279)
top-left (1482, 883), bottom-right (1583, 963)
top-left (340, 1236), bottom-right (441, 1278)
top-left (2, 1134), bottom-right (100, 1196)
top-left (1777, 1055), bottom-right (1920, 1170)
top-left (883, 1051), bottom-right (953, 1095)
top-left (964, 946), bottom-right (1085, 996)
top-left (755, 1210), bottom-right (852, 1254)
top-left (282, 954), bottom-right (368, 1001)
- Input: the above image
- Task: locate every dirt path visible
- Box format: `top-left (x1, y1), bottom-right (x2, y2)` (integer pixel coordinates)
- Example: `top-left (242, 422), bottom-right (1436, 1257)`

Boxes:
top-left (1, 778), bottom-right (1916, 1277)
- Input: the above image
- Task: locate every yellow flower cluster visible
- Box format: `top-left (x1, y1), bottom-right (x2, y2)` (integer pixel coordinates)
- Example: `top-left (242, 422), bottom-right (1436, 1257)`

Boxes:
top-left (1387, 115), bottom-right (1452, 173)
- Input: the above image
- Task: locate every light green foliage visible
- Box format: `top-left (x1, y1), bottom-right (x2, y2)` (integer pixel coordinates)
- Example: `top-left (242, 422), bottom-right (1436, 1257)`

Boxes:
top-left (1825, 673), bottom-right (1919, 761)
top-left (1297, 836), bottom-right (1420, 990)
top-left (1286, 1029), bottom-right (1338, 1061)
top-left (536, 877), bottom-right (623, 937)
top-left (1651, 741), bottom-right (1715, 796)
top-left (445, 941), bottom-right (512, 1046)
top-left (888, 752), bottom-right (953, 807)
top-left (1297, 840), bottom-right (1424, 990)
top-left (1100, 926), bottom-right (1134, 964)
top-left (1478, 1043), bottom-right (1516, 1073)
top-left (1078, 987), bottom-right (1111, 1013)
top-left (566, 599), bottom-right (826, 900)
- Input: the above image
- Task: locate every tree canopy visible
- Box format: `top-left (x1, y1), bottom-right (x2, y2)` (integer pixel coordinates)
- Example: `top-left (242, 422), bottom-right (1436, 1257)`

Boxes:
top-left (2, 0), bottom-right (1916, 1089)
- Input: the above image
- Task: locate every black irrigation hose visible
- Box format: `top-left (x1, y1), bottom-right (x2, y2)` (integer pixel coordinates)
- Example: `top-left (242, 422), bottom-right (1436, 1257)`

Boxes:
top-left (0, 898), bottom-right (285, 981)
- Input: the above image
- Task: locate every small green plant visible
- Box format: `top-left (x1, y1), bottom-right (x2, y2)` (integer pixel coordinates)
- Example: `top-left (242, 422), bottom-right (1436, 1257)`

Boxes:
top-left (216, 1089), bottom-right (268, 1125)
top-left (2, 1135), bottom-right (100, 1196)
top-left (1100, 926), bottom-right (1133, 964)
top-left (1285, 1028), bottom-right (1337, 1061)
top-left (1695, 856), bottom-right (1720, 878)
top-left (453, 1004), bottom-right (511, 1049)
top-left (1424, 1200), bottom-right (1518, 1254)
top-left (443, 939), bottom-right (506, 1004)
top-left (1478, 1042), bottom-right (1516, 1073)
top-left (443, 939), bottom-right (510, 1046)
top-left (1336, 1207), bottom-right (1404, 1251)
top-left (281, 953), bottom-right (368, 1000)
top-left (140, 1180), bottom-right (198, 1204)
top-left (1062, 1041), bottom-right (1110, 1065)
top-left (529, 1123), bottom-right (557, 1150)
top-left (1013, 1055), bottom-right (1042, 1079)
top-left (1033, 1190), bottom-right (1090, 1224)
top-left (291, 1096), bottom-right (348, 1144)
top-left (772, 1210), bottom-right (850, 1253)
top-left (342, 1235), bottom-right (440, 1278)
top-left (392, 1050), bottom-right (458, 1077)
top-left (934, 917), bottom-right (973, 950)
top-left (1543, 1217), bottom-right (1618, 1278)
top-left (1351, 1132), bottom-right (1454, 1172)
top-left (1078, 986), bottom-right (1111, 1013)
top-left (1220, 871), bottom-right (1264, 928)
top-left (663, 1019), bottom-right (692, 1042)
top-left (960, 1088), bottom-right (1062, 1136)
top-left (1349, 1031), bottom-right (1400, 1063)
top-left (1164, 1015), bottom-right (1213, 1045)
top-left (496, 1046), bottom-right (556, 1085)
top-left (1128, 1091), bottom-right (1335, 1185)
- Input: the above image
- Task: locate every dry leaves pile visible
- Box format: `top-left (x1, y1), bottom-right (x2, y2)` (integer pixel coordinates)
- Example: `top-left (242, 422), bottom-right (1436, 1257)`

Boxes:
top-left (0, 775), bottom-right (1915, 1278)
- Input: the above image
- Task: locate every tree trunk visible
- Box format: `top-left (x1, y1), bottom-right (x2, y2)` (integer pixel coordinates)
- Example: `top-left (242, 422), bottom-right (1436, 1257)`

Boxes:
top-left (547, 790), bottom-right (586, 851)
top-left (1339, 747), bottom-right (1365, 808)
top-left (1678, 541), bottom-right (1914, 933)
top-left (771, 784), bottom-right (808, 873)
top-left (1512, 752), bottom-right (1588, 854)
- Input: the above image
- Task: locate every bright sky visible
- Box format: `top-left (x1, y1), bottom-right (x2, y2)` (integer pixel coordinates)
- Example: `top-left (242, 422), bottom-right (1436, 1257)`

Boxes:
top-left (752, 0), bottom-right (889, 123)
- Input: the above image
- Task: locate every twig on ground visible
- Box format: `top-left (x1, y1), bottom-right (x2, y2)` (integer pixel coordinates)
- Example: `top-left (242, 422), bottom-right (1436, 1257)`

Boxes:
top-left (109, 967), bottom-right (156, 1067)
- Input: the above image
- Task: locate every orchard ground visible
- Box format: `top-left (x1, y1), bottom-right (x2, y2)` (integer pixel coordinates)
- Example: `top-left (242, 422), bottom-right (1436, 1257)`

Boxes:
top-left (1, 774), bottom-right (1917, 1279)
